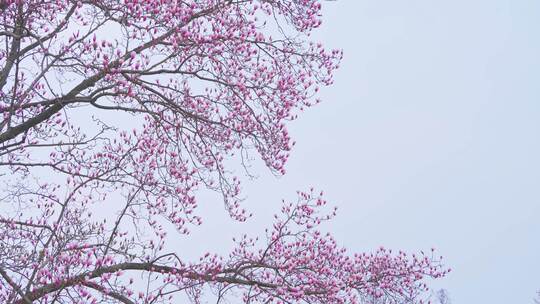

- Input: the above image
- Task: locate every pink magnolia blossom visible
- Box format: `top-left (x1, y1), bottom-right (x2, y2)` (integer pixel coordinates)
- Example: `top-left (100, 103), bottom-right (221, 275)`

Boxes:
top-left (0, 0), bottom-right (447, 303)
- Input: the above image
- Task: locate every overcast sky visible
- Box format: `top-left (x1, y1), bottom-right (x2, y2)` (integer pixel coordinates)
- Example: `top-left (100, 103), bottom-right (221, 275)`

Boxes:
top-left (298, 1), bottom-right (540, 302)
top-left (176, 1), bottom-right (540, 303)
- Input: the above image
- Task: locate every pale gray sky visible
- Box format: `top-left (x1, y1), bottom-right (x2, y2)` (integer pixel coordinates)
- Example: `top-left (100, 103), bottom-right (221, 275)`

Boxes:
top-left (176, 0), bottom-right (540, 303)
top-left (293, 1), bottom-right (540, 302)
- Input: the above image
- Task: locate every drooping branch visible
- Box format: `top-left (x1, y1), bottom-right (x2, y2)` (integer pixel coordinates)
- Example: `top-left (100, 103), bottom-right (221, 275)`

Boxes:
top-left (16, 261), bottom-right (278, 303)
top-left (80, 281), bottom-right (136, 304)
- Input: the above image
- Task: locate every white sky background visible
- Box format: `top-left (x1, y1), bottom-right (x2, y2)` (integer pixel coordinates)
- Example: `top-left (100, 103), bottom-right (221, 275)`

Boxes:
top-left (177, 0), bottom-right (540, 303)
top-left (117, 0), bottom-right (540, 303)
top-left (290, 0), bottom-right (540, 302)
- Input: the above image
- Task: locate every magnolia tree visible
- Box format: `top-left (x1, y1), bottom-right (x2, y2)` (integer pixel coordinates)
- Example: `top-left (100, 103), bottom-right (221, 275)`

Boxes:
top-left (0, 0), bottom-right (448, 303)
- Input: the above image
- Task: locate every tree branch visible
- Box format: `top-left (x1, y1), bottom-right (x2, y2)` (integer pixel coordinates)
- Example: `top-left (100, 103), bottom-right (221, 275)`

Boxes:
top-left (16, 261), bottom-right (278, 303)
